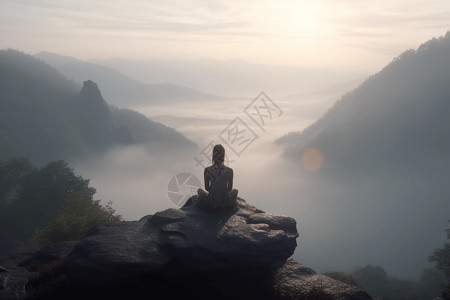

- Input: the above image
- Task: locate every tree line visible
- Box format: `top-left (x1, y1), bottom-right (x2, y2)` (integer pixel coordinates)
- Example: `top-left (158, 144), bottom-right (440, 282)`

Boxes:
top-left (0, 157), bottom-right (121, 255)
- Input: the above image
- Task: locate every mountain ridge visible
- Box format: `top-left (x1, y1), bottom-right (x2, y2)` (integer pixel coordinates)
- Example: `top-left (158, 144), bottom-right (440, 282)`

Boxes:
top-left (280, 31), bottom-right (450, 179)
top-left (0, 49), bottom-right (196, 165)
top-left (90, 56), bottom-right (365, 97)
top-left (34, 51), bottom-right (224, 107)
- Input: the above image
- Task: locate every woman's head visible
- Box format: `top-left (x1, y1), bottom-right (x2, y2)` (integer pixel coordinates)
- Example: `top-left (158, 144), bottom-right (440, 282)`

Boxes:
top-left (212, 144), bottom-right (225, 164)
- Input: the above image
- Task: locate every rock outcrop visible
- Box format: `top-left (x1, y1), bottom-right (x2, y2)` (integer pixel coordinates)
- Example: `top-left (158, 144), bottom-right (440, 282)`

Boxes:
top-left (64, 197), bottom-right (298, 284)
top-left (77, 80), bottom-right (115, 152)
top-left (0, 198), bottom-right (372, 300)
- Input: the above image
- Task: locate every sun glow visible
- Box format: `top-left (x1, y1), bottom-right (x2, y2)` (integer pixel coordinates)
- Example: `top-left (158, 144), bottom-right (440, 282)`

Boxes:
top-left (2, 0), bottom-right (450, 71)
top-left (273, 1), bottom-right (329, 38)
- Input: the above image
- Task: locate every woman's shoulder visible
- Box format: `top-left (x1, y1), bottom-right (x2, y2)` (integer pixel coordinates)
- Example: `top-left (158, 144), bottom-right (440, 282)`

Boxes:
top-left (204, 165), bottom-right (214, 174)
top-left (205, 164), bottom-right (232, 173)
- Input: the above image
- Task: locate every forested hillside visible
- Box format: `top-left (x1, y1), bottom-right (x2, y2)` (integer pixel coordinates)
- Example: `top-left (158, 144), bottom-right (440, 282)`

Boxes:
top-left (276, 33), bottom-right (450, 279)
top-left (280, 32), bottom-right (450, 181)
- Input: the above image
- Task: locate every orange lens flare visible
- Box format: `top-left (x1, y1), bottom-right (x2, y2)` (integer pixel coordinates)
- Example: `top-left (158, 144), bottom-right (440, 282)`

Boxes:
top-left (301, 147), bottom-right (324, 171)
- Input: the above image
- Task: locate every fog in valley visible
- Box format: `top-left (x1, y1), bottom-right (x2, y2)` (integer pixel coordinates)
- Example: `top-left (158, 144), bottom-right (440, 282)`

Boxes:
top-left (2, 2), bottom-right (450, 298)
top-left (73, 79), bottom-right (448, 280)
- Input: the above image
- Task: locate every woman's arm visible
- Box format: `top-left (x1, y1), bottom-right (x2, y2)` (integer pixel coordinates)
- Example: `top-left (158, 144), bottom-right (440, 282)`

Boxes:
top-left (226, 168), bottom-right (233, 191)
top-left (204, 168), bottom-right (211, 192)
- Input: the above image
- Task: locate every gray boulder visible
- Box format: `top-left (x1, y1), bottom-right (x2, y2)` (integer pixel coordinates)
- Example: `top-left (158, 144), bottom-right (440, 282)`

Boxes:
top-left (64, 197), bottom-right (299, 284)
top-left (0, 242), bottom-right (76, 300)
top-left (274, 259), bottom-right (372, 300)
top-left (0, 254), bottom-right (29, 300)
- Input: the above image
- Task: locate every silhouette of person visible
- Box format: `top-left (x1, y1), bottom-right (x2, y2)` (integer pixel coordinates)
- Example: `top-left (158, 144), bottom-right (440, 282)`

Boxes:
top-left (196, 144), bottom-right (238, 209)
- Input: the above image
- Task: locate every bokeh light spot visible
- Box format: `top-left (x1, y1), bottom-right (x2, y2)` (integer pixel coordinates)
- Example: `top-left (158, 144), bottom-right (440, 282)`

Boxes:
top-left (301, 147), bottom-right (324, 171)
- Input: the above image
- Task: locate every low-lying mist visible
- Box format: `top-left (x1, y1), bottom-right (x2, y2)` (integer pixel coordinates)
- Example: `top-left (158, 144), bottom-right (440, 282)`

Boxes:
top-left (74, 91), bottom-right (448, 280)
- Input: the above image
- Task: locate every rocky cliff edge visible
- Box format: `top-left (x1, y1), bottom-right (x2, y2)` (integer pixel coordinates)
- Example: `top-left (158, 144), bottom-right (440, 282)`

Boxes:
top-left (0, 197), bottom-right (371, 300)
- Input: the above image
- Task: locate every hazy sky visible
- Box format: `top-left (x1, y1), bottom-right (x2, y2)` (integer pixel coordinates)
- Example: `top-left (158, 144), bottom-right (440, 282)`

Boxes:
top-left (1, 0), bottom-right (449, 72)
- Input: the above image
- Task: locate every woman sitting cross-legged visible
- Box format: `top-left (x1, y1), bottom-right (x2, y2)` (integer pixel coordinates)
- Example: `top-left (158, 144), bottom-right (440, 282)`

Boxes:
top-left (196, 144), bottom-right (238, 210)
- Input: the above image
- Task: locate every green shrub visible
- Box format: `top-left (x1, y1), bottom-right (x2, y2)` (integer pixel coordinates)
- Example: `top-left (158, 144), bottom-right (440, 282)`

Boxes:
top-left (22, 192), bottom-right (122, 252)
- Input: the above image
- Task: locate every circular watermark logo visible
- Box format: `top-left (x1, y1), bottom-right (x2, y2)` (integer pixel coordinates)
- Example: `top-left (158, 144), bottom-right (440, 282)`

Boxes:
top-left (167, 172), bottom-right (202, 207)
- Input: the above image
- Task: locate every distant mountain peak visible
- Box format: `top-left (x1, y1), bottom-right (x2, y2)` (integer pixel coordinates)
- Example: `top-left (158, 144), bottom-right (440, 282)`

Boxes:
top-left (80, 80), bottom-right (102, 100)
top-left (33, 52), bottom-right (223, 106)
top-left (0, 50), bottom-right (197, 165)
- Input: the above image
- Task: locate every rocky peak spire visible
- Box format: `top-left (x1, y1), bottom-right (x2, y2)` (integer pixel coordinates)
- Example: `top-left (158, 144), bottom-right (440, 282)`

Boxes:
top-left (77, 80), bottom-right (114, 151)
top-left (80, 80), bottom-right (103, 101)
